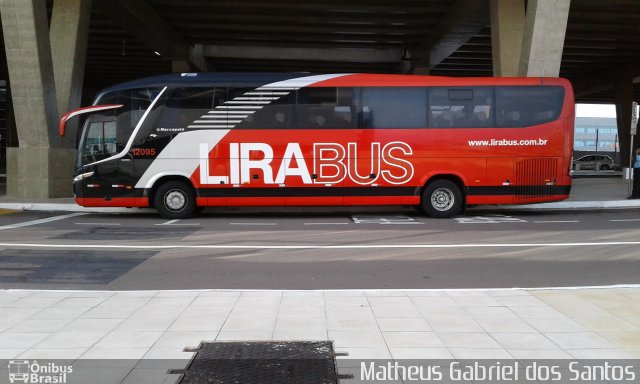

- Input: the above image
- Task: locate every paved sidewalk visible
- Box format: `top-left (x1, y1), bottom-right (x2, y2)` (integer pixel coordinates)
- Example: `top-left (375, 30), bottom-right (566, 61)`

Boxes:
top-left (0, 287), bottom-right (638, 363)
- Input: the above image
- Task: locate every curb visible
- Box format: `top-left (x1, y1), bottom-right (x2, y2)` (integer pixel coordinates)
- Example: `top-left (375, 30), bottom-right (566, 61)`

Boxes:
top-left (470, 200), bottom-right (640, 211)
top-left (0, 202), bottom-right (153, 213)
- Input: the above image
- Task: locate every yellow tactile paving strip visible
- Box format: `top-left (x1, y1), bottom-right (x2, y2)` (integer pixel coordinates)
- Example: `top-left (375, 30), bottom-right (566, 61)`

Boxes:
top-left (533, 288), bottom-right (640, 358)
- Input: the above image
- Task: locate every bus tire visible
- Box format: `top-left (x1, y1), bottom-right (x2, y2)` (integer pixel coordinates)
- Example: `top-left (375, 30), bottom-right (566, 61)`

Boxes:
top-left (421, 180), bottom-right (462, 218)
top-left (154, 181), bottom-right (196, 219)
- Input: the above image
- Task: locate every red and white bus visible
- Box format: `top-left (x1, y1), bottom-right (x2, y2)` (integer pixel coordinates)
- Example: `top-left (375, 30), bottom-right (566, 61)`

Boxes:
top-left (60, 73), bottom-right (574, 219)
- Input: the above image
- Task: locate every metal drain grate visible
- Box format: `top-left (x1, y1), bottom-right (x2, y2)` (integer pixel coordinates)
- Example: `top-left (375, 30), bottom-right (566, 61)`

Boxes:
top-left (176, 341), bottom-right (339, 384)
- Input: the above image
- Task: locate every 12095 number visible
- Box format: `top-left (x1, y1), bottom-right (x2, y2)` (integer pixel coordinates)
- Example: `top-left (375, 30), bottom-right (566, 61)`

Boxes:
top-left (132, 148), bottom-right (156, 156)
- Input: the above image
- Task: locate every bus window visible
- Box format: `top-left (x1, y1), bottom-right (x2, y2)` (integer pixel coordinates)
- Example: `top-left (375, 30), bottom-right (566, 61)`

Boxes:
top-left (428, 87), bottom-right (493, 128)
top-left (81, 119), bottom-right (117, 164)
top-left (95, 87), bottom-right (162, 148)
top-left (495, 86), bottom-right (564, 128)
top-left (361, 87), bottom-right (427, 128)
top-left (155, 87), bottom-right (218, 132)
top-left (236, 91), bottom-right (295, 129)
top-left (296, 87), bottom-right (357, 129)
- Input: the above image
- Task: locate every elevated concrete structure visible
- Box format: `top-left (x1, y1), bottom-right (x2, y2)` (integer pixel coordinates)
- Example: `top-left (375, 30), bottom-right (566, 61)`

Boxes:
top-left (0, 0), bottom-right (76, 199)
top-left (490, 0), bottom-right (524, 77)
top-left (95, 0), bottom-right (208, 72)
top-left (615, 78), bottom-right (637, 168)
top-left (518, 0), bottom-right (571, 77)
top-left (50, 0), bottom-right (92, 148)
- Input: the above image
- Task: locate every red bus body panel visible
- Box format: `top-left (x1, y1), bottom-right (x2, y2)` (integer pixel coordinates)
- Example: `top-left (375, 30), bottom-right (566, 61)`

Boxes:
top-left (73, 74), bottom-right (574, 209)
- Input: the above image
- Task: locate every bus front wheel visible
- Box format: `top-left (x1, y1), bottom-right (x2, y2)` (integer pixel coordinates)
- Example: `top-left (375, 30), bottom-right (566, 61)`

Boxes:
top-left (421, 180), bottom-right (462, 218)
top-left (154, 181), bottom-right (196, 219)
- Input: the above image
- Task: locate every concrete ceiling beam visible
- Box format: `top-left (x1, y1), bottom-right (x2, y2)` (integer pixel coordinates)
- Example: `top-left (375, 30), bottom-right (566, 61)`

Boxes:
top-left (201, 45), bottom-right (404, 64)
top-left (412, 0), bottom-right (490, 68)
top-left (96, 0), bottom-right (207, 71)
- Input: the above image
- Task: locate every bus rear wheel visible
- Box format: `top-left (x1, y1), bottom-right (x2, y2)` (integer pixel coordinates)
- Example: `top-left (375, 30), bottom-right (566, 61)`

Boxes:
top-left (154, 181), bottom-right (196, 219)
top-left (421, 180), bottom-right (462, 218)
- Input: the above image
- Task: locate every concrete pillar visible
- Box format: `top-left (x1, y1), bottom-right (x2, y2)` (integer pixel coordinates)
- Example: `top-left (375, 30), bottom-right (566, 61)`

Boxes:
top-left (0, 0), bottom-right (75, 198)
top-left (518, 0), bottom-right (571, 77)
top-left (0, 0), bottom-right (57, 147)
top-left (490, 0), bottom-right (525, 76)
top-left (50, 0), bottom-right (92, 148)
top-left (615, 79), bottom-right (636, 168)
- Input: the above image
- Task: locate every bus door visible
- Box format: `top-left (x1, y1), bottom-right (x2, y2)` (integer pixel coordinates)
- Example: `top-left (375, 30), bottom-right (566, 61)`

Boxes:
top-left (78, 114), bottom-right (138, 205)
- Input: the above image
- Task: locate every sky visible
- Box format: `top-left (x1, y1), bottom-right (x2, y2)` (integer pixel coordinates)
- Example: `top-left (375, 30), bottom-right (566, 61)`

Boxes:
top-left (576, 103), bottom-right (616, 118)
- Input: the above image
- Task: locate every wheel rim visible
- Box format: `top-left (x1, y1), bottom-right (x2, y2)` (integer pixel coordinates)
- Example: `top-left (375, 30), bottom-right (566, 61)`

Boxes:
top-left (431, 188), bottom-right (455, 212)
top-left (164, 189), bottom-right (186, 211)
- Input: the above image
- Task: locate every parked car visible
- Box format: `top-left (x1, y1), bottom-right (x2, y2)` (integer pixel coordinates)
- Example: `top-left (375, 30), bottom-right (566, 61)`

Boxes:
top-left (572, 154), bottom-right (614, 170)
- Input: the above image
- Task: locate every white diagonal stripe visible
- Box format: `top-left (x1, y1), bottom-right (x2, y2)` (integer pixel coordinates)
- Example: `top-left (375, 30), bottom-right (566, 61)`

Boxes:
top-left (0, 213), bottom-right (87, 230)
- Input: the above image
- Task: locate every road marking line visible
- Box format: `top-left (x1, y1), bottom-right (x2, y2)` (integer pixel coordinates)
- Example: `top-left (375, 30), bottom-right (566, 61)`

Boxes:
top-left (455, 215), bottom-right (527, 224)
top-left (380, 222), bottom-right (424, 225)
top-left (75, 222), bottom-right (121, 226)
top-left (155, 219), bottom-right (201, 227)
top-left (532, 220), bottom-right (580, 223)
top-left (0, 213), bottom-right (87, 230)
top-left (1, 240), bottom-right (640, 250)
top-left (230, 223), bottom-right (277, 226)
top-left (157, 219), bottom-right (179, 226)
top-left (303, 223), bottom-right (349, 225)
top-left (610, 219), bottom-right (640, 222)
top-left (352, 215), bottom-right (423, 224)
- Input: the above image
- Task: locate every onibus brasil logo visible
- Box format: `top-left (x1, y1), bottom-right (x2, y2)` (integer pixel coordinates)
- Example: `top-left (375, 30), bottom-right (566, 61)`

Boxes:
top-left (8, 360), bottom-right (72, 384)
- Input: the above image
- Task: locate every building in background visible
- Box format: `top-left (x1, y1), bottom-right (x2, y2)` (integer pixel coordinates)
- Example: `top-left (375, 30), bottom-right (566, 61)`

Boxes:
top-left (574, 105), bottom-right (620, 166)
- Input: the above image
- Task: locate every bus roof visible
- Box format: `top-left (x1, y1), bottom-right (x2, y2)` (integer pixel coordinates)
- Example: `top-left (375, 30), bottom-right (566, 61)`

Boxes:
top-left (98, 72), bottom-right (570, 96)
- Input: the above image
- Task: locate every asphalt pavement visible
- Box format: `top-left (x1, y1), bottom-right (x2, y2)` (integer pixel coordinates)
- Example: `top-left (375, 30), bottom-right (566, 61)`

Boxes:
top-left (0, 208), bottom-right (639, 290)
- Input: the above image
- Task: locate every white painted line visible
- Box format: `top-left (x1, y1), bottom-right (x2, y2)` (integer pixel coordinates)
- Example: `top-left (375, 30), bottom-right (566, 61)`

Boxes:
top-left (155, 219), bottom-right (201, 227)
top-left (156, 219), bottom-right (179, 226)
top-left (455, 215), bottom-right (527, 224)
top-left (380, 222), bottom-right (424, 225)
top-left (303, 223), bottom-right (349, 225)
top-left (532, 220), bottom-right (580, 223)
top-left (0, 213), bottom-right (87, 230)
top-left (2, 240), bottom-right (640, 250)
top-left (229, 223), bottom-right (277, 226)
top-left (610, 219), bottom-right (640, 222)
top-left (75, 222), bottom-right (121, 226)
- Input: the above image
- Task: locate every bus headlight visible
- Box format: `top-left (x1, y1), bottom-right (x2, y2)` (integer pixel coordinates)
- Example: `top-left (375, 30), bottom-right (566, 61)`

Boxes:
top-left (73, 171), bottom-right (94, 182)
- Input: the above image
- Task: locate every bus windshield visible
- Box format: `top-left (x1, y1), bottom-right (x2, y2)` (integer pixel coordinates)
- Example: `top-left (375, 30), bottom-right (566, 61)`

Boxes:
top-left (77, 87), bottom-right (161, 167)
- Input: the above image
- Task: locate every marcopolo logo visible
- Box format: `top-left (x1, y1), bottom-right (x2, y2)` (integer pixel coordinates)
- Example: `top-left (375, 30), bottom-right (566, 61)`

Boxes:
top-left (8, 360), bottom-right (72, 384)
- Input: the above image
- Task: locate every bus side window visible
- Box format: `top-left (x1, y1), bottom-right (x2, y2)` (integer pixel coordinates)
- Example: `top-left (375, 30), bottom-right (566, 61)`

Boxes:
top-left (235, 89), bottom-right (294, 129)
top-left (359, 87), bottom-right (427, 129)
top-left (428, 87), bottom-right (493, 128)
top-left (293, 87), bottom-right (357, 129)
top-left (495, 86), bottom-right (564, 128)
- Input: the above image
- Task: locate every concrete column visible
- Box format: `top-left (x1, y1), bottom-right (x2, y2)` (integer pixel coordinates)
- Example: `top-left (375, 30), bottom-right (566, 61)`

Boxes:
top-left (615, 79), bottom-right (636, 168)
top-left (518, 0), bottom-right (571, 77)
top-left (0, 0), bottom-right (75, 198)
top-left (0, 0), bottom-right (57, 147)
top-left (490, 0), bottom-right (525, 76)
top-left (50, 0), bottom-right (92, 148)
